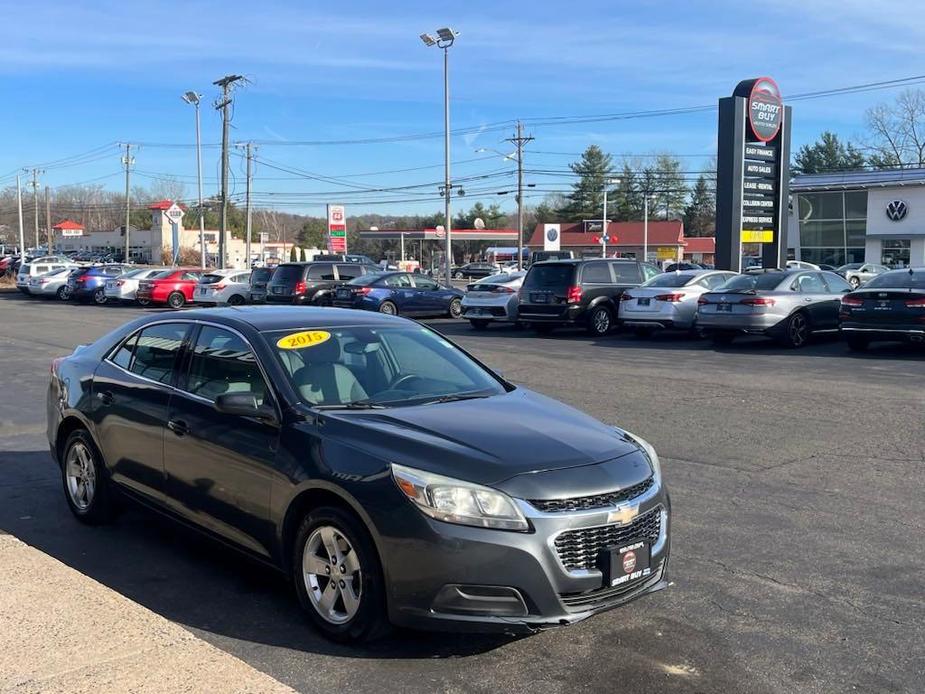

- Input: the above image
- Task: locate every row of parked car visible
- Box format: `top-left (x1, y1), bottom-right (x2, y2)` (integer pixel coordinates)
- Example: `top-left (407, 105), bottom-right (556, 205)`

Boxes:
top-left (15, 255), bottom-right (924, 351)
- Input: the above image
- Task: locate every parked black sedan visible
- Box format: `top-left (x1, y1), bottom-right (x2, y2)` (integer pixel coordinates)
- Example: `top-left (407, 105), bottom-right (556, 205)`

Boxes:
top-left (47, 307), bottom-right (670, 642)
top-left (839, 268), bottom-right (925, 350)
top-left (451, 262), bottom-right (500, 280)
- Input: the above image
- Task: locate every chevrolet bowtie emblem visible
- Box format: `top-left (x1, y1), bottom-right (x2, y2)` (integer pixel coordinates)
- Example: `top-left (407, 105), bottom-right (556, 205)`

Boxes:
top-left (607, 505), bottom-right (639, 525)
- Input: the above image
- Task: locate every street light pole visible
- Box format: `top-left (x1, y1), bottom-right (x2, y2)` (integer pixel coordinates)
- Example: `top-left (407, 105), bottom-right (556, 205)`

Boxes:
top-left (601, 178), bottom-right (620, 259)
top-left (182, 91), bottom-right (206, 269)
top-left (421, 28), bottom-right (458, 286)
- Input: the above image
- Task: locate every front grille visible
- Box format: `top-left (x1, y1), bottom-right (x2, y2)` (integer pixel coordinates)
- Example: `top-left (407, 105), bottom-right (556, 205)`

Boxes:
top-left (560, 559), bottom-right (665, 609)
top-left (554, 506), bottom-right (662, 572)
top-left (529, 477), bottom-right (654, 513)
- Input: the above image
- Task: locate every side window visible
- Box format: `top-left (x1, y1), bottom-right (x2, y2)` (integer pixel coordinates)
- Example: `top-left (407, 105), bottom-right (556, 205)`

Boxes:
top-left (386, 274), bottom-right (413, 288)
top-left (110, 333), bottom-right (138, 370)
top-left (641, 263), bottom-right (660, 281)
top-left (130, 323), bottom-right (188, 384)
top-left (336, 264), bottom-right (362, 281)
top-left (185, 326), bottom-right (267, 405)
top-left (105, 267), bottom-right (122, 276)
top-left (307, 265), bottom-right (327, 280)
top-left (233, 273), bottom-right (250, 284)
top-left (611, 263), bottom-right (642, 283)
top-left (704, 274), bottom-right (730, 289)
top-left (181, 272), bottom-right (201, 281)
top-left (35, 265), bottom-right (48, 274)
top-left (412, 276), bottom-right (438, 290)
top-left (794, 273), bottom-right (827, 293)
top-left (581, 262), bottom-right (612, 284)
top-left (822, 272), bottom-right (851, 294)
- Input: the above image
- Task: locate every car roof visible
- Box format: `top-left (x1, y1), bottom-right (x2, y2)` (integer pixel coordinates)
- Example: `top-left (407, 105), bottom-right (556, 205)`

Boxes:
top-left (141, 306), bottom-right (407, 333)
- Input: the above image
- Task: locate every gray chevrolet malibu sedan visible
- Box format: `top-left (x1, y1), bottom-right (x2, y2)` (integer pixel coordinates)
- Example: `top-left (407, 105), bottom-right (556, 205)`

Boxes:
top-left (697, 269), bottom-right (853, 347)
top-left (47, 307), bottom-right (670, 642)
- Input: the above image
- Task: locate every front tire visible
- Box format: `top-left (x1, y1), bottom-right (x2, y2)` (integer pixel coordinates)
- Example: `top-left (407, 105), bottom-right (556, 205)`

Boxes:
top-left (292, 506), bottom-right (389, 643)
top-left (454, 271), bottom-right (464, 279)
top-left (167, 291), bottom-right (186, 309)
top-left (448, 298), bottom-right (463, 318)
top-left (137, 297), bottom-right (150, 306)
top-left (61, 430), bottom-right (115, 525)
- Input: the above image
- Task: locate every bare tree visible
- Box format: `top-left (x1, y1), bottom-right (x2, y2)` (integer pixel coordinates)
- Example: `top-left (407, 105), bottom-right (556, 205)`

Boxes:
top-left (864, 89), bottom-right (925, 168)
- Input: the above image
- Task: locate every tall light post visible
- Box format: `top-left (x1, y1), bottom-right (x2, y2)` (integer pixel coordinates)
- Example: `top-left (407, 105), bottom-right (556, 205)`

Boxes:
top-left (642, 192), bottom-right (657, 263)
top-left (181, 91), bottom-right (206, 269)
top-left (421, 27), bottom-right (458, 286)
top-left (601, 178), bottom-right (620, 258)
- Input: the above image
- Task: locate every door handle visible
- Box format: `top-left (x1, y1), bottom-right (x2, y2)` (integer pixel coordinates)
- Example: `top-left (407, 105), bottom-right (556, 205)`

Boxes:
top-left (803, 297), bottom-right (813, 302)
top-left (167, 419), bottom-right (190, 436)
top-left (97, 391), bottom-right (114, 405)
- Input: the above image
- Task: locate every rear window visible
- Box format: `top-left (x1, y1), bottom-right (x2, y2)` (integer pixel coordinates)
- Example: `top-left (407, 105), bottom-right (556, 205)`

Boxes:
top-left (523, 264), bottom-right (575, 289)
top-left (151, 270), bottom-right (176, 280)
top-left (348, 273), bottom-right (386, 286)
top-left (336, 264), bottom-right (364, 280)
top-left (641, 273), bottom-right (696, 288)
top-left (200, 274), bottom-right (225, 285)
top-left (864, 271), bottom-right (925, 289)
top-left (251, 268), bottom-right (273, 283)
top-left (719, 272), bottom-right (788, 291)
top-left (272, 265), bottom-right (306, 283)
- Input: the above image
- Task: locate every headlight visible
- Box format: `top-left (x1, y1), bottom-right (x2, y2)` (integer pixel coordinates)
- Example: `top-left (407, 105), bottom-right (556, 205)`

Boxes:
top-left (391, 463), bottom-right (529, 531)
top-left (621, 430), bottom-right (662, 485)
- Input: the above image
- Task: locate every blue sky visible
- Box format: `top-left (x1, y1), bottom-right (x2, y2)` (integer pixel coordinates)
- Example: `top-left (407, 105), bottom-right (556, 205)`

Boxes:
top-left (1, 0), bottom-right (923, 216)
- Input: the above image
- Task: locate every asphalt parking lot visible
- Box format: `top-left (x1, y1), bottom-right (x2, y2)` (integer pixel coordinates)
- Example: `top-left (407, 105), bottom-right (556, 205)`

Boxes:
top-left (1, 292), bottom-right (923, 694)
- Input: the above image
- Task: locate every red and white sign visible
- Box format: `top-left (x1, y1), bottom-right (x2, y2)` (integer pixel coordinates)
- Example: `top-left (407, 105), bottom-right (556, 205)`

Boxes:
top-left (327, 204), bottom-right (347, 253)
top-left (622, 550), bottom-right (637, 574)
top-left (165, 203), bottom-right (185, 223)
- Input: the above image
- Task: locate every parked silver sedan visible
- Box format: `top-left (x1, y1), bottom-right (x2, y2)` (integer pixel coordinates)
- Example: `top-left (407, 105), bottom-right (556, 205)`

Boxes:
top-left (27, 267), bottom-right (74, 300)
top-left (461, 271), bottom-right (525, 329)
top-left (697, 269), bottom-right (852, 348)
top-left (104, 267), bottom-right (168, 302)
top-left (618, 270), bottom-right (737, 336)
top-left (839, 262), bottom-right (889, 288)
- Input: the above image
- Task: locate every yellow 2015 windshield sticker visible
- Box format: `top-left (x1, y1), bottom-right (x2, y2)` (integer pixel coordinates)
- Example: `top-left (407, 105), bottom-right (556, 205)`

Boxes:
top-left (276, 330), bottom-right (331, 350)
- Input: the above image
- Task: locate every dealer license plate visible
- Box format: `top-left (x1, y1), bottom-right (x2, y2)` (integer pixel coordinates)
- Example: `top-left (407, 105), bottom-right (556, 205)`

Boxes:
top-left (531, 293), bottom-right (548, 303)
top-left (717, 303), bottom-right (732, 312)
top-left (337, 289), bottom-right (352, 299)
top-left (638, 298), bottom-right (650, 306)
top-left (608, 540), bottom-right (651, 587)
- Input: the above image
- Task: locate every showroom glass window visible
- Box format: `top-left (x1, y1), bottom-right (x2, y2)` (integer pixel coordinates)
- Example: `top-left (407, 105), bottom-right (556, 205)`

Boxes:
top-left (797, 191), bottom-right (867, 266)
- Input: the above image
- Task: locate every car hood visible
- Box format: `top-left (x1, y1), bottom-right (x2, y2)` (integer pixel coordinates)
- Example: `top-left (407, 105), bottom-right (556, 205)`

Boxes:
top-left (312, 388), bottom-right (644, 486)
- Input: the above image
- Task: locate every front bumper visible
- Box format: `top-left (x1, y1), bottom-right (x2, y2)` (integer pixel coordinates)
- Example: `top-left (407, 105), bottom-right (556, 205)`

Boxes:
top-left (461, 297), bottom-right (517, 322)
top-left (377, 483), bottom-right (671, 633)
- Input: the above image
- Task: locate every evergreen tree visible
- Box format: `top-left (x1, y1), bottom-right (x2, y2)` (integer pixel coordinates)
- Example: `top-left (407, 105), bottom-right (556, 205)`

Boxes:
top-left (290, 246), bottom-right (298, 262)
top-left (611, 162), bottom-right (642, 221)
top-left (683, 174), bottom-right (715, 236)
top-left (652, 154), bottom-right (687, 219)
top-left (792, 131), bottom-right (866, 174)
top-left (557, 145), bottom-right (614, 221)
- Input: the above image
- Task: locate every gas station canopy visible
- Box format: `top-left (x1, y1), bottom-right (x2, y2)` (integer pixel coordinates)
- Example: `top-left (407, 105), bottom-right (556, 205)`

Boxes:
top-left (358, 228), bottom-right (518, 242)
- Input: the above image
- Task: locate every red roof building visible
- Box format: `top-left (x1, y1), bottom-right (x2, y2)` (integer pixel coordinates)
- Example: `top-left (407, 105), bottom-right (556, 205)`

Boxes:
top-left (682, 236), bottom-right (716, 264)
top-left (526, 220), bottom-right (685, 262)
top-left (52, 219), bottom-right (84, 231)
top-left (147, 199), bottom-right (187, 211)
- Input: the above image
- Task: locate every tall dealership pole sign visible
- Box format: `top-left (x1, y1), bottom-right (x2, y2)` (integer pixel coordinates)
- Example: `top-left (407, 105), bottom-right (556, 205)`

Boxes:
top-left (326, 204), bottom-right (347, 253)
top-left (715, 77), bottom-right (791, 272)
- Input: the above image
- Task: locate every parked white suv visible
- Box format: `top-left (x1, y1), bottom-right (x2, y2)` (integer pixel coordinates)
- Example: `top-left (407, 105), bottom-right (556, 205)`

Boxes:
top-left (193, 268), bottom-right (252, 306)
top-left (16, 256), bottom-right (77, 294)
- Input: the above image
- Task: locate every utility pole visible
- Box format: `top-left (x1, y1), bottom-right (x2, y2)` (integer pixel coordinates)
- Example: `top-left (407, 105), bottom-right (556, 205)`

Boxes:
top-left (121, 144), bottom-right (134, 262)
top-left (214, 74), bottom-right (245, 270)
top-left (241, 142), bottom-right (255, 269)
top-left (26, 169), bottom-right (41, 250)
top-left (505, 121), bottom-right (534, 270)
top-left (16, 176), bottom-right (24, 260)
top-left (44, 186), bottom-right (52, 253)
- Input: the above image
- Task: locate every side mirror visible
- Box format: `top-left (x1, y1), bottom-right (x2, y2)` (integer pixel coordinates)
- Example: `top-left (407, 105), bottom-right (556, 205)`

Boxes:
top-left (214, 392), bottom-right (277, 424)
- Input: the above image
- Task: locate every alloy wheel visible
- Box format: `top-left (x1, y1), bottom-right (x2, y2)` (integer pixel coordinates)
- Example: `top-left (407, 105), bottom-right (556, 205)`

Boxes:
top-left (65, 441), bottom-right (96, 511)
top-left (302, 525), bottom-right (362, 625)
top-left (591, 307), bottom-right (610, 334)
top-left (849, 277), bottom-right (860, 288)
top-left (168, 292), bottom-right (185, 309)
top-left (449, 299), bottom-right (462, 318)
top-left (94, 288), bottom-right (107, 305)
top-left (379, 301), bottom-right (396, 315)
top-left (789, 313), bottom-right (808, 347)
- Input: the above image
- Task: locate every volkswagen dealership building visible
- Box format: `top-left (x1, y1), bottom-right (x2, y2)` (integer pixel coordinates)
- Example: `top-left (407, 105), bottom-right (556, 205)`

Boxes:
top-left (787, 167), bottom-right (925, 267)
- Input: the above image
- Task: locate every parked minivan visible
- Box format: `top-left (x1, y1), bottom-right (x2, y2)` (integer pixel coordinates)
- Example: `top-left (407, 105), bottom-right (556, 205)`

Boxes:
top-left (517, 259), bottom-right (660, 335)
top-left (265, 262), bottom-right (377, 305)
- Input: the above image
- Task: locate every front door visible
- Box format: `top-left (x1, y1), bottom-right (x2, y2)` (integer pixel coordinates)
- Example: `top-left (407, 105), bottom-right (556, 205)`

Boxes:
top-left (164, 324), bottom-right (279, 558)
top-left (410, 274), bottom-right (444, 314)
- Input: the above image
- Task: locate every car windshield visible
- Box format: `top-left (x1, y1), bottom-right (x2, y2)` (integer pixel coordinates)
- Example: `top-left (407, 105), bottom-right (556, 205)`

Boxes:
top-left (348, 273), bottom-right (386, 286)
top-left (863, 271), bottom-right (925, 289)
top-left (523, 264), bottom-right (574, 289)
top-left (268, 325), bottom-right (507, 408)
top-left (122, 268), bottom-right (149, 278)
top-left (151, 270), bottom-right (176, 280)
top-left (641, 273), bottom-right (696, 288)
top-left (717, 272), bottom-right (787, 292)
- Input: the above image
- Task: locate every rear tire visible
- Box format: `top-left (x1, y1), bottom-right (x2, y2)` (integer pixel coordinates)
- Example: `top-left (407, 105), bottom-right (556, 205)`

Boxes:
top-left (780, 311), bottom-right (810, 348)
top-left (378, 300), bottom-right (397, 316)
top-left (56, 286), bottom-right (68, 301)
top-left (137, 297), bottom-right (150, 306)
top-left (586, 305), bottom-right (613, 336)
top-left (167, 292), bottom-right (186, 309)
top-left (292, 506), bottom-right (389, 643)
top-left (61, 430), bottom-right (115, 525)
top-left (469, 319), bottom-right (490, 330)
top-left (849, 276), bottom-right (861, 288)
top-left (846, 335), bottom-right (869, 352)
top-left (93, 288), bottom-right (107, 305)
top-left (227, 294), bottom-right (246, 306)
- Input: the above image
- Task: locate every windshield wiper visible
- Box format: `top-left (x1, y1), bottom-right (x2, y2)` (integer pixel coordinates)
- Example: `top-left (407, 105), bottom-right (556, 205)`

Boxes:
top-left (313, 400), bottom-right (386, 410)
top-left (420, 392), bottom-right (493, 405)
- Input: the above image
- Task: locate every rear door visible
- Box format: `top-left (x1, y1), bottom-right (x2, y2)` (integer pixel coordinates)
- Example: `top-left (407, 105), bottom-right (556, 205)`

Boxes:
top-left (792, 272), bottom-right (835, 328)
top-left (92, 321), bottom-right (192, 503)
top-left (164, 324), bottom-right (279, 558)
top-left (384, 273), bottom-right (417, 312)
top-left (581, 261), bottom-right (615, 308)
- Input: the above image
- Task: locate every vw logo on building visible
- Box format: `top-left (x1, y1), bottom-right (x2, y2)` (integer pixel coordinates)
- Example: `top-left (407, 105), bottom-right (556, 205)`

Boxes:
top-left (546, 227), bottom-right (559, 242)
top-left (886, 200), bottom-right (908, 222)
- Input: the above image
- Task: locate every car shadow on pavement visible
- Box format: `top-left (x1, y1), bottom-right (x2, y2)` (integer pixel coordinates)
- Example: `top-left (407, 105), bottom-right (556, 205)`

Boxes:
top-left (0, 450), bottom-right (522, 660)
